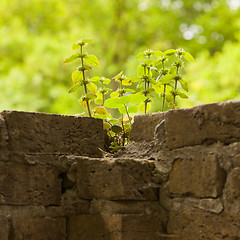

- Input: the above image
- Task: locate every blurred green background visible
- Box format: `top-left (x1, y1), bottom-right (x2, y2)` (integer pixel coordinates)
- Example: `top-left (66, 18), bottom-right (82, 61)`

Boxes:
top-left (1, 0), bottom-right (240, 115)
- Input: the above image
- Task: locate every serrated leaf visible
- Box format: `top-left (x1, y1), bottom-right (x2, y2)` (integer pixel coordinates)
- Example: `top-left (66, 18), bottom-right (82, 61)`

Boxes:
top-left (104, 96), bottom-right (129, 108)
top-left (111, 125), bottom-right (122, 134)
top-left (131, 77), bottom-right (140, 82)
top-left (68, 83), bottom-right (81, 93)
top-left (72, 42), bottom-right (80, 51)
top-left (128, 105), bottom-right (138, 113)
top-left (93, 106), bottom-right (108, 115)
top-left (177, 90), bottom-right (188, 98)
top-left (180, 80), bottom-right (188, 92)
top-left (183, 52), bottom-right (195, 62)
top-left (164, 49), bottom-right (177, 56)
top-left (72, 71), bottom-right (83, 84)
top-left (87, 82), bottom-right (98, 94)
top-left (154, 50), bottom-right (163, 57)
top-left (84, 55), bottom-right (100, 66)
top-left (63, 53), bottom-right (79, 63)
top-left (136, 52), bottom-right (145, 60)
top-left (110, 91), bottom-right (119, 98)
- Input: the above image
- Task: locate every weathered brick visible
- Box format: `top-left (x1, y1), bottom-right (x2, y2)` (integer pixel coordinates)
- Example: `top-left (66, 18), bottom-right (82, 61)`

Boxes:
top-left (0, 114), bottom-right (9, 162)
top-left (12, 217), bottom-right (66, 240)
top-left (77, 158), bottom-right (159, 200)
top-left (130, 112), bottom-right (165, 142)
top-left (0, 216), bottom-right (9, 240)
top-left (165, 100), bottom-right (240, 149)
top-left (169, 155), bottom-right (226, 198)
top-left (167, 211), bottom-right (240, 240)
top-left (1, 110), bottom-right (104, 157)
top-left (0, 162), bottom-right (61, 205)
top-left (223, 167), bottom-right (240, 212)
top-left (68, 214), bottom-right (165, 240)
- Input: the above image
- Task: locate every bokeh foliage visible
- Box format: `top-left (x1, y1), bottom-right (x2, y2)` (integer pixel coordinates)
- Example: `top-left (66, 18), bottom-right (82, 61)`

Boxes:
top-left (1, 0), bottom-right (240, 114)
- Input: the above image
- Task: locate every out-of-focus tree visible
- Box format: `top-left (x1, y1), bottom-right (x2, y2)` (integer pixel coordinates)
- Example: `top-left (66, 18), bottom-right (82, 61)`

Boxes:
top-left (0, 0), bottom-right (240, 114)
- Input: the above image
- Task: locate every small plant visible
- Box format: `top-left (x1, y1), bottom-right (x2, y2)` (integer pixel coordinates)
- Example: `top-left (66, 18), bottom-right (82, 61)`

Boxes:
top-left (63, 39), bottom-right (194, 152)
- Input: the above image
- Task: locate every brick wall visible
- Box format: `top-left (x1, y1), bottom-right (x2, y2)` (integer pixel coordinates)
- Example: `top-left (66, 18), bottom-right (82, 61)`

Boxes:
top-left (0, 101), bottom-right (240, 239)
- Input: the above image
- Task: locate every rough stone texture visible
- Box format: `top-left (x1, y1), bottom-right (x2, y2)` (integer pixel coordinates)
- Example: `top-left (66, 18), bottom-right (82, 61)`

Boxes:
top-left (0, 162), bottom-right (62, 205)
top-left (11, 217), bottom-right (66, 240)
top-left (130, 112), bottom-right (165, 142)
top-left (169, 155), bottom-right (226, 198)
top-left (167, 211), bottom-right (240, 240)
top-left (0, 114), bottom-right (9, 162)
top-left (77, 157), bottom-right (159, 200)
top-left (223, 167), bottom-right (240, 213)
top-left (1, 110), bottom-right (104, 157)
top-left (68, 214), bottom-right (165, 240)
top-left (0, 216), bottom-right (9, 240)
top-left (165, 100), bottom-right (240, 149)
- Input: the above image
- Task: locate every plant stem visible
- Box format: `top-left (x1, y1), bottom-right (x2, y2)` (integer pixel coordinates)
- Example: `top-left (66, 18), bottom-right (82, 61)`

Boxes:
top-left (162, 84), bottom-right (166, 112)
top-left (80, 45), bottom-right (91, 117)
top-left (124, 105), bottom-right (132, 124)
top-left (121, 114), bottom-right (125, 146)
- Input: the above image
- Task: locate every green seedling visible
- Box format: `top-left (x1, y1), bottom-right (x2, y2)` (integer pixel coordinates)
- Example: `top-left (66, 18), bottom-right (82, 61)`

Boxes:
top-left (63, 39), bottom-right (194, 152)
top-left (63, 39), bottom-right (100, 117)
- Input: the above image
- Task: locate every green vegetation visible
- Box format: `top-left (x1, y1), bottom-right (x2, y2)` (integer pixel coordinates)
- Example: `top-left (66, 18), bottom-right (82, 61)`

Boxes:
top-left (64, 39), bottom-right (194, 151)
top-left (1, 0), bottom-right (240, 114)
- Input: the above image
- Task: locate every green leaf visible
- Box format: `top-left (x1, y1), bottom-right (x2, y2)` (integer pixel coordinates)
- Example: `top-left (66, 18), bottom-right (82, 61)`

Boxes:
top-left (103, 78), bottom-right (111, 84)
top-left (90, 76), bottom-right (101, 82)
top-left (128, 92), bottom-right (147, 104)
top-left (128, 105), bottom-right (138, 113)
top-left (78, 98), bottom-right (88, 109)
top-left (104, 96), bottom-right (129, 108)
top-left (103, 121), bottom-right (111, 130)
top-left (82, 39), bottom-right (94, 44)
top-left (72, 42), bottom-right (80, 51)
top-left (95, 98), bottom-right (102, 104)
top-left (72, 71), bottom-right (83, 84)
top-left (111, 125), bottom-right (123, 134)
top-left (93, 106), bottom-right (108, 115)
top-left (154, 50), bottom-right (163, 57)
top-left (86, 93), bottom-right (97, 100)
top-left (113, 71), bottom-right (123, 80)
top-left (110, 91), bottom-right (119, 98)
top-left (164, 49), bottom-right (177, 56)
top-left (138, 102), bottom-right (151, 113)
top-left (108, 118), bottom-right (118, 125)
top-left (136, 52), bottom-right (145, 60)
top-left (118, 105), bottom-right (127, 114)
top-left (166, 93), bottom-right (173, 103)
top-left (84, 55), bottom-right (100, 66)
top-left (183, 52), bottom-right (195, 62)
top-left (68, 83), bottom-right (81, 93)
top-left (137, 65), bottom-right (145, 76)
top-left (177, 90), bottom-right (188, 98)
top-left (180, 80), bottom-right (188, 92)
top-left (160, 74), bottom-right (173, 84)
top-left (87, 82), bottom-right (98, 94)
top-left (124, 88), bottom-right (135, 93)
top-left (63, 53), bottom-right (79, 63)
top-left (131, 77), bottom-right (140, 82)
top-left (103, 87), bottom-right (112, 93)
